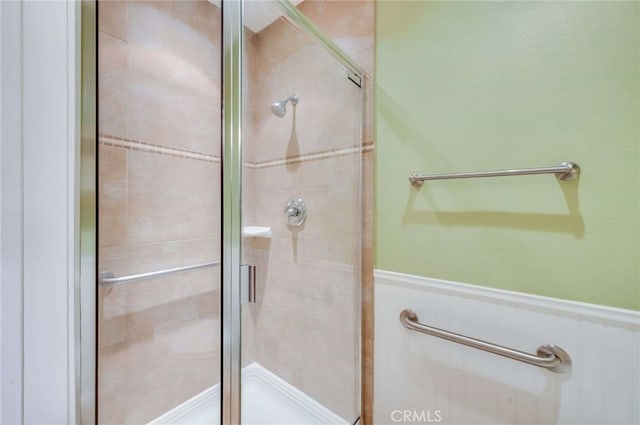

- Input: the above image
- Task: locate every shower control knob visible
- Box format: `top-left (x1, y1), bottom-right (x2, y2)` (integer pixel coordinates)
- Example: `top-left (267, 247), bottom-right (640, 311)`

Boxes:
top-left (287, 207), bottom-right (300, 217)
top-left (284, 197), bottom-right (306, 227)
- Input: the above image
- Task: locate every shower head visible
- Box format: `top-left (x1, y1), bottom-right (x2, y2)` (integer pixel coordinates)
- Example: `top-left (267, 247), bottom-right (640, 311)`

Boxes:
top-left (270, 94), bottom-right (299, 118)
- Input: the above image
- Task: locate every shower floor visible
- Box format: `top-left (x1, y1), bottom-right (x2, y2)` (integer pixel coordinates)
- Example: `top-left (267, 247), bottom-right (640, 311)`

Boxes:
top-left (149, 362), bottom-right (349, 425)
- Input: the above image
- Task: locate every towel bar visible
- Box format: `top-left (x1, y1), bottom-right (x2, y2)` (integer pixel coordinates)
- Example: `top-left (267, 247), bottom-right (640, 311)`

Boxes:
top-left (409, 161), bottom-right (579, 187)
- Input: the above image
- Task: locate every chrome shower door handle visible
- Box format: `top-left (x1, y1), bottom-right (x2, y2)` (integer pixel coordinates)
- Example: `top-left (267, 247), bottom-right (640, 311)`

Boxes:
top-left (241, 264), bottom-right (256, 304)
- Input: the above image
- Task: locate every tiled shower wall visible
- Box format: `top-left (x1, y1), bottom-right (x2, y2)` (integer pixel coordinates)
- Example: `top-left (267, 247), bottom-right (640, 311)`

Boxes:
top-left (98, 2), bottom-right (221, 423)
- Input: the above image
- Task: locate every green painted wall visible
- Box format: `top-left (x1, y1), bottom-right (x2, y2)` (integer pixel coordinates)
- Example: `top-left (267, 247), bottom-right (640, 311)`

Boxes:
top-left (375, 1), bottom-right (640, 310)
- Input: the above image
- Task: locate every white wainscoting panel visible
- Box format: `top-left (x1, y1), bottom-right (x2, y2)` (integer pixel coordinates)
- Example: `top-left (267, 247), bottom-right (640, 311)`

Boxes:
top-left (374, 270), bottom-right (639, 425)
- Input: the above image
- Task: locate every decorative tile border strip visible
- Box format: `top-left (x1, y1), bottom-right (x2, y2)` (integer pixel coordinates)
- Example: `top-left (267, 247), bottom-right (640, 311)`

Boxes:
top-left (247, 143), bottom-right (374, 169)
top-left (99, 134), bottom-right (220, 163)
top-left (100, 134), bottom-right (373, 168)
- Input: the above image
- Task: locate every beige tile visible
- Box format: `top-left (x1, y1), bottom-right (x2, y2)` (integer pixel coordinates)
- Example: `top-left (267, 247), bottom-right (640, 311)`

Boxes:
top-left (123, 278), bottom-right (218, 340)
top-left (99, 184), bottom-right (127, 248)
top-left (98, 1), bottom-right (222, 155)
top-left (100, 145), bottom-right (128, 186)
top-left (100, 284), bottom-right (129, 320)
top-left (126, 1), bottom-right (221, 55)
top-left (126, 190), bottom-right (218, 245)
top-left (197, 290), bottom-right (219, 317)
top-left (98, 342), bottom-right (127, 424)
top-left (126, 149), bottom-right (219, 194)
top-left (244, 228), bottom-right (360, 419)
top-left (125, 291), bottom-right (199, 340)
top-left (251, 289), bottom-right (358, 418)
top-left (125, 151), bottom-right (220, 245)
top-left (125, 269), bottom-right (219, 315)
top-left (124, 41), bottom-right (220, 155)
top-left (254, 14), bottom-right (313, 73)
top-left (243, 30), bottom-right (260, 164)
top-left (248, 155), bottom-right (360, 263)
top-left (121, 337), bottom-right (176, 423)
top-left (125, 1), bottom-right (221, 81)
top-left (98, 32), bottom-right (128, 138)
top-left (99, 145), bottom-right (128, 248)
top-left (100, 237), bottom-right (220, 278)
top-left (99, 316), bottom-right (220, 424)
top-left (298, 0), bottom-right (374, 45)
top-left (241, 157), bottom-right (364, 420)
top-left (98, 0), bottom-right (128, 43)
top-left (99, 315), bottom-right (127, 349)
top-left (250, 43), bottom-right (361, 164)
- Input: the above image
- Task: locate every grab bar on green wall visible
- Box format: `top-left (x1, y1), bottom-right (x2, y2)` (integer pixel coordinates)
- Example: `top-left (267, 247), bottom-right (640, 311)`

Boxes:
top-left (399, 309), bottom-right (572, 373)
top-left (409, 161), bottom-right (580, 187)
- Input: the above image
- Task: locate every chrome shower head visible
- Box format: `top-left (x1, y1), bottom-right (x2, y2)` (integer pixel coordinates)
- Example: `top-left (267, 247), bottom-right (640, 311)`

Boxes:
top-left (271, 94), bottom-right (299, 118)
top-left (270, 102), bottom-right (287, 118)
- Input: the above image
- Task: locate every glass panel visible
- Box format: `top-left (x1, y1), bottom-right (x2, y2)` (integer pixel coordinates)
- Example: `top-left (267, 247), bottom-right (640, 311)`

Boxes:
top-left (96, 1), bottom-right (222, 423)
top-left (241, 1), bottom-right (362, 423)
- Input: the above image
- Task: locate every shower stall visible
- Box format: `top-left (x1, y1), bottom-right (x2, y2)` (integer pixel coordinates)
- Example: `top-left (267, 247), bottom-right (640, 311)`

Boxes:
top-left (89, 0), bottom-right (368, 423)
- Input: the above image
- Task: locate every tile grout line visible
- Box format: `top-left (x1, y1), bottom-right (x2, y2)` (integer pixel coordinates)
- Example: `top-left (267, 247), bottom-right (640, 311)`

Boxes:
top-left (247, 144), bottom-right (375, 169)
top-left (100, 133), bottom-right (374, 168)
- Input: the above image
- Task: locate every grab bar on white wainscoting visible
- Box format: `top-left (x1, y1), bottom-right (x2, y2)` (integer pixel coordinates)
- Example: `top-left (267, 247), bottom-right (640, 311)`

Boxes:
top-left (399, 309), bottom-right (571, 373)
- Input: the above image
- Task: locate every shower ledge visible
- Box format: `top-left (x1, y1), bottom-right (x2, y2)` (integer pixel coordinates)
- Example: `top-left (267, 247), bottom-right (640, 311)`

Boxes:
top-left (242, 226), bottom-right (272, 238)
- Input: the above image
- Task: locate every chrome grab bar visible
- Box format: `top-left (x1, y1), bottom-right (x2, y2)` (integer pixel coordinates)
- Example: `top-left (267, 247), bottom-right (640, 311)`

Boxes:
top-left (99, 261), bottom-right (220, 287)
top-left (399, 309), bottom-right (571, 373)
top-left (409, 161), bottom-right (579, 187)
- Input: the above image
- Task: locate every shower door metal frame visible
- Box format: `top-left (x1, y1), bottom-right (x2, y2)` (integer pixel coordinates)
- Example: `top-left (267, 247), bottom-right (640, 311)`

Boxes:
top-left (222, 1), bottom-right (367, 422)
top-left (232, 1), bottom-right (366, 422)
top-left (78, 0), bottom-right (365, 423)
top-left (79, 1), bottom-right (248, 422)
top-left (221, 0), bottom-right (243, 423)
top-left (79, 1), bottom-right (97, 423)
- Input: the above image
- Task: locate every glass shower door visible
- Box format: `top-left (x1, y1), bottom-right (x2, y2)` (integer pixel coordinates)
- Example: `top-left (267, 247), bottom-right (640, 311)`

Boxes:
top-left (96, 1), bottom-right (362, 423)
top-left (96, 1), bottom-right (222, 423)
top-left (239, 2), bottom-right (363, 423)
